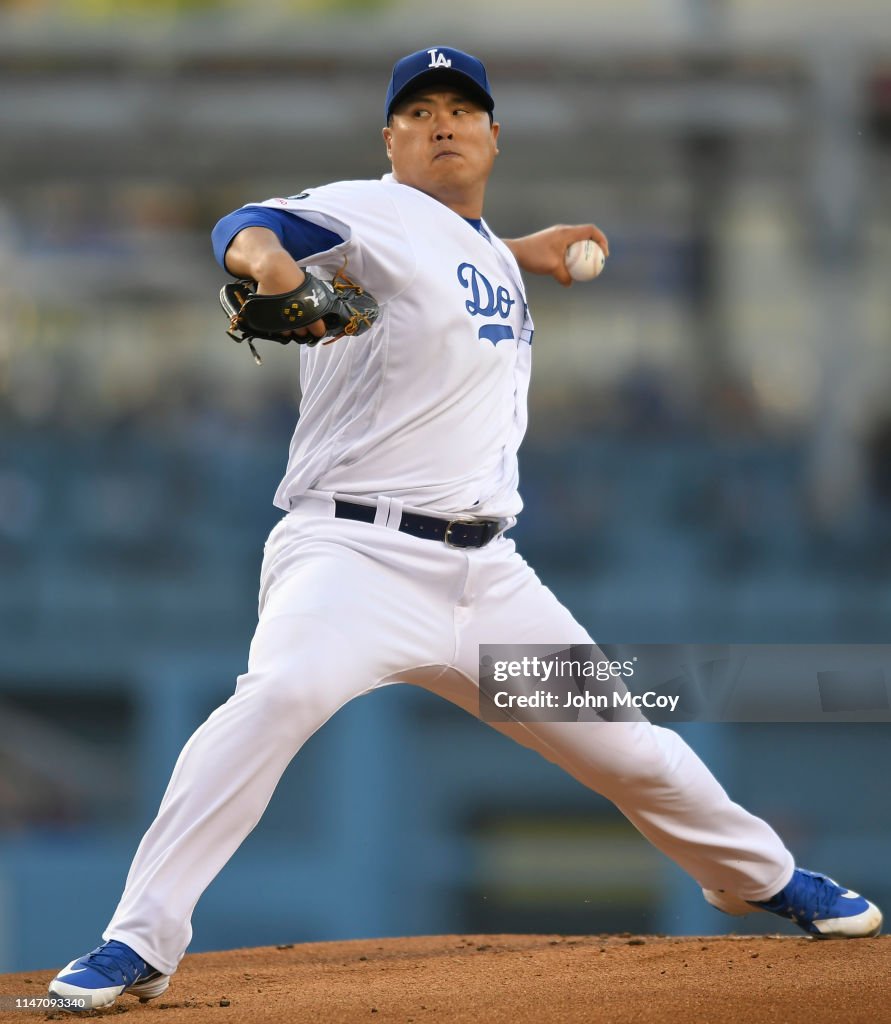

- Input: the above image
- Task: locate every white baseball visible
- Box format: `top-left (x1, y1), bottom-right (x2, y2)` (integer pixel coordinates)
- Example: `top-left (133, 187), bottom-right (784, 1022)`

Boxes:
top-left (564, 239), bottom-right (605, 281)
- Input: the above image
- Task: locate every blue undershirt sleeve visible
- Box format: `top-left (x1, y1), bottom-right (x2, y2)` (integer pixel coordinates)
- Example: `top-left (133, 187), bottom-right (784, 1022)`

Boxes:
top-left (211, 207), bottom-right (345, 273)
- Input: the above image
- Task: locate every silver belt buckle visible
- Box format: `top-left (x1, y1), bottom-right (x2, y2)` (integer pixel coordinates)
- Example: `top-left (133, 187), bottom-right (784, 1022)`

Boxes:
top-left (443, 519), bottom-right (468, 548)
top-left (443, 517), bottom-right (501, 548)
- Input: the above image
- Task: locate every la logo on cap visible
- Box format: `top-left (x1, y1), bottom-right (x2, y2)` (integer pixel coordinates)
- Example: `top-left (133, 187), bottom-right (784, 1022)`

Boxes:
top-left (427, 48), bottom-right (453, 69)
top-left (384, 46), bottom-right (494, 122)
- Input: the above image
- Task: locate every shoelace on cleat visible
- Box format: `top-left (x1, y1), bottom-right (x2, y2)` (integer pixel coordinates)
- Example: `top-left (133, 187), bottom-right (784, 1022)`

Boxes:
top-left (766, 872), bottom-right (843, 922)
top-left (72, 945), bottom-right (150, 986)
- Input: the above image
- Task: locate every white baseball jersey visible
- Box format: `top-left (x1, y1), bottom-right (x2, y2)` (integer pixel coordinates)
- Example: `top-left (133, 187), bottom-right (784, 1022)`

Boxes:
top-left (253, 175), bottom-right (534, 520)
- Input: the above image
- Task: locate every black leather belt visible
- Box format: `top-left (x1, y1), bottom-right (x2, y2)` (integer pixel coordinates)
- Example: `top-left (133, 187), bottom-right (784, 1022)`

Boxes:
top-left (334, 499), bottom-right (502, 549)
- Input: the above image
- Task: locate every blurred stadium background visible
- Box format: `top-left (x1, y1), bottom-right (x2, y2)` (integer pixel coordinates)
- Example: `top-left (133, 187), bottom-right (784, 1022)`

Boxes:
top-left (1, 0), bottom-right (891, 974)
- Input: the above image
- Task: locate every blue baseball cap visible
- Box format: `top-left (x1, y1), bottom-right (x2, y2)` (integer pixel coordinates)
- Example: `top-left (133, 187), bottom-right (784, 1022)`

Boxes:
top-left (385, 46), bottom-right (494, 123)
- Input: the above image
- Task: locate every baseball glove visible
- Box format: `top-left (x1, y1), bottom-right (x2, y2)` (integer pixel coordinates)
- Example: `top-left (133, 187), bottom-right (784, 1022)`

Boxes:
top-left (220, 267), bottom-right (379, 364)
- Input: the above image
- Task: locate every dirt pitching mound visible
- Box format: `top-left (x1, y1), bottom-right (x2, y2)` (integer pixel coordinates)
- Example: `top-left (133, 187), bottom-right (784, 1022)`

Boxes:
top-left (2, 933), bottom-right (889, 1024)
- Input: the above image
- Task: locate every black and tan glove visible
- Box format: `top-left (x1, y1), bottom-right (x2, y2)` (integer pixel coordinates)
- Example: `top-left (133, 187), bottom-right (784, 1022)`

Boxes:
top-left (220, 269), bottom-right (379, 364)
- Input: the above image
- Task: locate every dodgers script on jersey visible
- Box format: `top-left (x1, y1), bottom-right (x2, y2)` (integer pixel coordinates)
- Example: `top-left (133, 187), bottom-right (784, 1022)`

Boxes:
top-left (252, 175), bottom-right (534, 519)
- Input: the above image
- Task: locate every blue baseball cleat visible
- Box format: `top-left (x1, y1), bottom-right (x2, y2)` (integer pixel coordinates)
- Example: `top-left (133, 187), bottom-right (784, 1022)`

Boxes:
top-left (47, 940), bottom-right (169, 1009)
top-left (704, 868), bottom-right (883, 938)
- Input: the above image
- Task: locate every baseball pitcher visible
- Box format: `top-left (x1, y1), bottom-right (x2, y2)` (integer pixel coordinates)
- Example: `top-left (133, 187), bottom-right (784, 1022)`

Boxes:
top-left (49, 46), bottom-right (881, 1009)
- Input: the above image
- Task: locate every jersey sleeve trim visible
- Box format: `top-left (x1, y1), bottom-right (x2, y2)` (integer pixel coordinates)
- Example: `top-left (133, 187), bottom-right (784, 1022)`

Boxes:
top-left (211, 206), bottom-right (346, 274)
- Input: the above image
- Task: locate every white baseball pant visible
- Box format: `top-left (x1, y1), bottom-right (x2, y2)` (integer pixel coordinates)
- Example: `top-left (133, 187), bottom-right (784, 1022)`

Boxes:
top-left (104, 492), bottom-right (794, 975)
